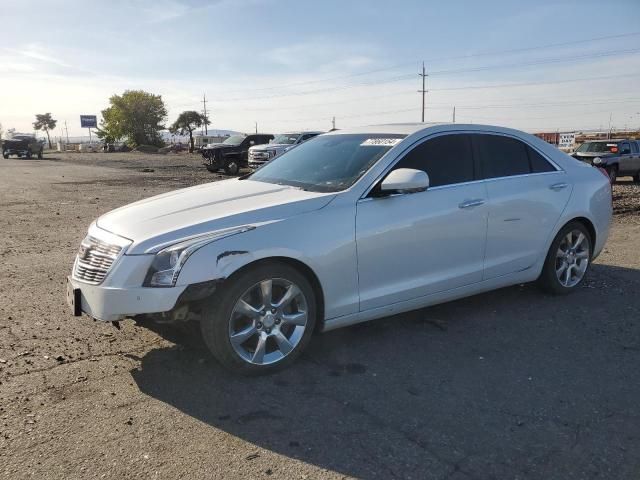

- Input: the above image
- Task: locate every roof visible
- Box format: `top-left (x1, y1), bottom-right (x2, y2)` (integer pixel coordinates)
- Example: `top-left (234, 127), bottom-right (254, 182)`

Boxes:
top-left (323, 123), bottom-right (537, 138)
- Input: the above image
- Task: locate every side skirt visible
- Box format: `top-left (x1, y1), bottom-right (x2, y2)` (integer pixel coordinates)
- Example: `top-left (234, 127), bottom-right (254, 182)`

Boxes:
top-left (321, 268), bottom-right (539, 332)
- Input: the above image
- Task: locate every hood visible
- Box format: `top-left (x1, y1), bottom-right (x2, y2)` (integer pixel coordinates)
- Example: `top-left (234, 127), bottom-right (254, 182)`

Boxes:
top-left (97, 179), bottom-right (336, 254)
top-left (573, 151), bottom-right (614, 158)
top-left (204, 143), bottom-right (236, 151)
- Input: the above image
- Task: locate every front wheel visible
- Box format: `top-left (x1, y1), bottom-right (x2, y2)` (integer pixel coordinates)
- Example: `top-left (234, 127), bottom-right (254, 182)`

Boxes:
top-left (2, 152), bottom-right (8, 159)
top-left (200, 261), bottom-right (317, 375)
top-left (26, 149), bottom-right (32, 159)
top-left (537, 222), bottom-right (592, 295)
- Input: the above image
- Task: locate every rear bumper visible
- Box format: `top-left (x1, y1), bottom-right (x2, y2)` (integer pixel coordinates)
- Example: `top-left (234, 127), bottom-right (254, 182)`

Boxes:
top-left (67, 275), bottom-right (186, 322)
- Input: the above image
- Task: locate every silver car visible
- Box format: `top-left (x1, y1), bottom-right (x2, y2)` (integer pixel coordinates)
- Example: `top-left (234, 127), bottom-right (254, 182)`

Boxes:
top-left (68, 124), bottom-right (612, 374)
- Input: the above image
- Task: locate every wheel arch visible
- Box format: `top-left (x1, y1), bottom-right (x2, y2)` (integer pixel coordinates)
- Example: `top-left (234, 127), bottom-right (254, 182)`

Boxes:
top-left (220, 256), bottom-right (326, 329)
top-left (569, 216), bottom-right (596, 253)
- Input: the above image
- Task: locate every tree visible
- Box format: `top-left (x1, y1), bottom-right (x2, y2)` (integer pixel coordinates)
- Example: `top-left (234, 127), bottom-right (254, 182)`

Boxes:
top-left (170, 111), bottom-right (208, 152)
top-left (97, 90), bottom-right (167, 147)
top-left (33, 113), bottom-right (57, 148)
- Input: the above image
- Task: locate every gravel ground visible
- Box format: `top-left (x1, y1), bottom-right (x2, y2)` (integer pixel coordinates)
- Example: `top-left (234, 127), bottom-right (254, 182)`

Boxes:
top-left (1, 152), bottom-right (639, 479)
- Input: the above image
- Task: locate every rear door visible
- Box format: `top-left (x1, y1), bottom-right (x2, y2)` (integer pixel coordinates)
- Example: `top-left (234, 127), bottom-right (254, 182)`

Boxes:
top-left (618, 141), bottom-right (633, 175)
top-left (473, 133), bottom-right (572, 279)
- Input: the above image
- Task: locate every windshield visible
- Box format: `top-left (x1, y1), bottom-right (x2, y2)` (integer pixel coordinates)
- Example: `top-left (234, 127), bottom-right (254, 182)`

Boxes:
top-left (270, 134), bottom-right (300, 145)
top-left (575, 142), bottom-right (618, 153)
top-left (222, 135), bottom-right (246, 146)
top-left (248, 133), bottom-right (406, 192)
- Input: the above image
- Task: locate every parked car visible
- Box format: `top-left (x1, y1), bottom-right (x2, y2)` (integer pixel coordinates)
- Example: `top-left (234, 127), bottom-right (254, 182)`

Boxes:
top-left (571, 139), bottom-right (640, 183)
top-left (202, 134), bottom-right (273, 175)
top-left (248, 131), bottom-right (323, 170)
top-left (67, 124), bottom-right (612, 374)
top-left (2, 134), bottom-right (44, 159)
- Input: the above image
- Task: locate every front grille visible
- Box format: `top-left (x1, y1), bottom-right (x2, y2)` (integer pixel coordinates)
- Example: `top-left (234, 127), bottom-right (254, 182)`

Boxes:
top-left (73, 235), bottom-right (122, 284)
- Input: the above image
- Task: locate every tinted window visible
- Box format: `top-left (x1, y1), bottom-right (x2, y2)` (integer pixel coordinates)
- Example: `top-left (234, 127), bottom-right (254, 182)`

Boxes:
top-left (527, 146), bottom-right (556, 173)
top-left (393, 134), bottom-right (474, 187)
top-left (475, 134), bottom-right (530, 179)
top-left (620, 142), bottom-right (631, 154)
top-left (634, 142), bottom-right (640, 154)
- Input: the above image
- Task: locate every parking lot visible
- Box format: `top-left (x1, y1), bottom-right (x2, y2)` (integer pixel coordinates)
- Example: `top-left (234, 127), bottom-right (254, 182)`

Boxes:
top-left (1, 152), bottom-right (639, 479)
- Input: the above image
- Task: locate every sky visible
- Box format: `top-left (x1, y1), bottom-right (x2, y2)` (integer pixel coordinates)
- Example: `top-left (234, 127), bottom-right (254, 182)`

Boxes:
top-left (1, 0), bottom-right (639, 138)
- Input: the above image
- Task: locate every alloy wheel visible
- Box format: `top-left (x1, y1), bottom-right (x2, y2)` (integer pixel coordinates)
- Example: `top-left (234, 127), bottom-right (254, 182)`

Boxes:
top-left (228, 278), bottom-right (308, 365)
top-left (555, 230), bottom-right (590, 288)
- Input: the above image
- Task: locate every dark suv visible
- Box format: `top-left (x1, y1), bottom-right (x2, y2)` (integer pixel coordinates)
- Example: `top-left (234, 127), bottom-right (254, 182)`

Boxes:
top-left (202, 134), bottom-right (273, 175)
top-left (571, 139), bottom-right (640, 183)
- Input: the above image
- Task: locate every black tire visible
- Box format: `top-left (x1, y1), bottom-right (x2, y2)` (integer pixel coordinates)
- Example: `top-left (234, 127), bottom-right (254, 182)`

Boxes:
top-left (26, 149), bottom-right (32, 159)
top-left (224, 158), bottom-right (240, 175)
top-left (200, 261), bottom-right (317, 375)
top-left (633, 172), bottom-right (640, 183)
top-left (2, 152), bottom-right (8, 159)
top-left (537, 221), bottom-right (592, 295)
top-left (37, 149), bottom-right (43, 159)
top-left (606, 164), bottom-right (618, 184)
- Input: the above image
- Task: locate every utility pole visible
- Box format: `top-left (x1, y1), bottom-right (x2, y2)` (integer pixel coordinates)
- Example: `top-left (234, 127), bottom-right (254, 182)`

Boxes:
top-left (608, 112), bottom-right (613, 139)
top-left (331, 116), bottom-right (336, 130)
top-left (255, 121), bottom-right (258, 134)
top-left (452, 106), bottom-right (456, 123)
top-left (64, 120), bottom-right (69, 144)
top-left (202, 93), bottom-right (209, 135)
top-left (418, 62), bottom-right (428, 123)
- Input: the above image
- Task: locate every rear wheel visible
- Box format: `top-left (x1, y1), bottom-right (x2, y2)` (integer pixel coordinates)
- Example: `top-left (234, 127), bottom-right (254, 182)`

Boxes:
top-left (606, 164), bottom-right (618, 183)
top-left (224, 159), bottom-right (240, 175)
top-left (633, 172), bottom-right (640, 183)
top-left (200, 261), bottom-right (316, 375)
top-left (538, 221), bottom-right (592, 295)
top-left (26, 149), bottom-right (32, 159)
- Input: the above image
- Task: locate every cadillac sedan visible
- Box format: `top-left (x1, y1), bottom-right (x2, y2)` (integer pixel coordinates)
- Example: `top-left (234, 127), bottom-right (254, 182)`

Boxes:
top-left (67, 124), bottom-right (612, 374)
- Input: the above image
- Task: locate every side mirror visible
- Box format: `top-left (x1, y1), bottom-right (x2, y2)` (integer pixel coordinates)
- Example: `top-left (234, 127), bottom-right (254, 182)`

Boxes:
top-left (380, 168), bottom-right (429, 193)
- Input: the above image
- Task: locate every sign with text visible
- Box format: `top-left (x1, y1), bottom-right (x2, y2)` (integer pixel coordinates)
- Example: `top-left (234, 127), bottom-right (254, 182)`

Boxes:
top-left (80, 115), bottom-right (97, 128)
top-left (558, 133), bottom-right (575, 149)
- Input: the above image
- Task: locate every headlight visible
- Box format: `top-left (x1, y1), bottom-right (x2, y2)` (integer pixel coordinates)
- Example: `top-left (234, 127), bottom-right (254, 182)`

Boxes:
top-left (592, 157), bottom-right (602, 164)
top-left (144, 226), bottom-right (255, 287)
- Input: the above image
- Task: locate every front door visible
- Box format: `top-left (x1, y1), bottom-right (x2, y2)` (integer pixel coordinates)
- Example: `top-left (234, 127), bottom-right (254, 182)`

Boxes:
top-left (355, 133), bottom-right (488, 311)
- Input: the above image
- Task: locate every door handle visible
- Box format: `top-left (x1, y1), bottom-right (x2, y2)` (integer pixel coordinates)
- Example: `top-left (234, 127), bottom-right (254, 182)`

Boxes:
top-left (549, 182), bottom-right (568, 191)
top-left (458, 199), bottom-right (485, 209)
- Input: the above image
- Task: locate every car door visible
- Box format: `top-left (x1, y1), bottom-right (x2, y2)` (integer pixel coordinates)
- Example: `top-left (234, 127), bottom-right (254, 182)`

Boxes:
top-left (355, 133), bottom-right (488, 311)
top-left (473, 133), bottom-right (572, 280)
top-left (618, 141), bottom-right (633, 175)
top-left (634, 142), bottom-right (640, 172)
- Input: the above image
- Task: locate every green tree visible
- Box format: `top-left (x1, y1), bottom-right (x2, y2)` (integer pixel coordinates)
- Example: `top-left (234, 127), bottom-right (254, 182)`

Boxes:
top-left (170, 111), bottom-right (208, 152)
top-left (33, 113), bottom-right (57, 148)
top-left (98, 90), bottom-right (167, 147)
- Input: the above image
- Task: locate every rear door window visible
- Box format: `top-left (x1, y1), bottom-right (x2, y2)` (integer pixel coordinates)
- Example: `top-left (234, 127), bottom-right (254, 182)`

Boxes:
top-left (393, 134), bottom-right (474, 187)
top-left (527, 146), bottom-right (556, 173)
top-left (631, 142), bottom-right (639, 154)
top-left (474, 134), bottom-right (531, 179)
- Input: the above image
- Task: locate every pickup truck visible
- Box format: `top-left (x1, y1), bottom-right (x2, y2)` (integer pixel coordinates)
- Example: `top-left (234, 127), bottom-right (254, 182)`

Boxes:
top-left (202, 134), bottom-right (273, 175)
top-left (571, 139), bottom-right (640, 183)
top-left (248, 131), bottom-right (323, 170)
top-left (2, 134), bottom-right (44, 159)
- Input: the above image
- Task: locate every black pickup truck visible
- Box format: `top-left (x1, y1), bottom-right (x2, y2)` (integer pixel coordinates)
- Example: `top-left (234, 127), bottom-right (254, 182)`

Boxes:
top-left (202, 134), bottom-right (273, 175)
top-left (571, 139), bottom-right (640, 183)
top-left (2, 135), bottom-right (44, 159)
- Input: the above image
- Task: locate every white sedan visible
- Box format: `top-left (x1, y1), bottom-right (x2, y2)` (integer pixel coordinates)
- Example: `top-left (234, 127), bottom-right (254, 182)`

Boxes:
top-left (67, 124), bottom-right (612, 374)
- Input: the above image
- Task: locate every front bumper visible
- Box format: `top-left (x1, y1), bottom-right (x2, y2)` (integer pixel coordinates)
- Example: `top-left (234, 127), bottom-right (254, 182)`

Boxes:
top-left (67, 275), bottom-right (186, 321)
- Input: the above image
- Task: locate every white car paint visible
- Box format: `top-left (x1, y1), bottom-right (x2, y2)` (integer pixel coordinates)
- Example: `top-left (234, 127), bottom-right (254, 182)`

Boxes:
top-left (68, 123), bottom-right (612, 328)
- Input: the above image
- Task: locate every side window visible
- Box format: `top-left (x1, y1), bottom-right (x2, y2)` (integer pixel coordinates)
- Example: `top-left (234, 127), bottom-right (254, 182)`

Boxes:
top-left (474, 134), bottom-right (530, 179)
top-left (527, 146), bottom-right (556, 173)
top-left (393, 134), bottom-right (474, 187)
top-left (631, 142), bottom-right (639, 154)
top-left (620, 142), bottom-right (631, 154)
top-left (301, 134), bottom-right (316, 142)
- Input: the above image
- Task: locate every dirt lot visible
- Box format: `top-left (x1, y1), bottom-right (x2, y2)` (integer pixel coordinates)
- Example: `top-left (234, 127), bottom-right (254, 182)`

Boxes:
top-left (1, 152), bottom-right (640, 479)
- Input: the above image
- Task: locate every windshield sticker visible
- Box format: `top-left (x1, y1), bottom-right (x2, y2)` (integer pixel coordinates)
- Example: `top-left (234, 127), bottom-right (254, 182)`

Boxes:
top-left (361, 138), bottom-right (402, 147)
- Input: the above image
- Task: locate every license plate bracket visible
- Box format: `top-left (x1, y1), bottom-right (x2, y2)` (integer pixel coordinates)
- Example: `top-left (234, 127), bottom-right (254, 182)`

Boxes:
top-left (66, 278), bottom-right (82, 316)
